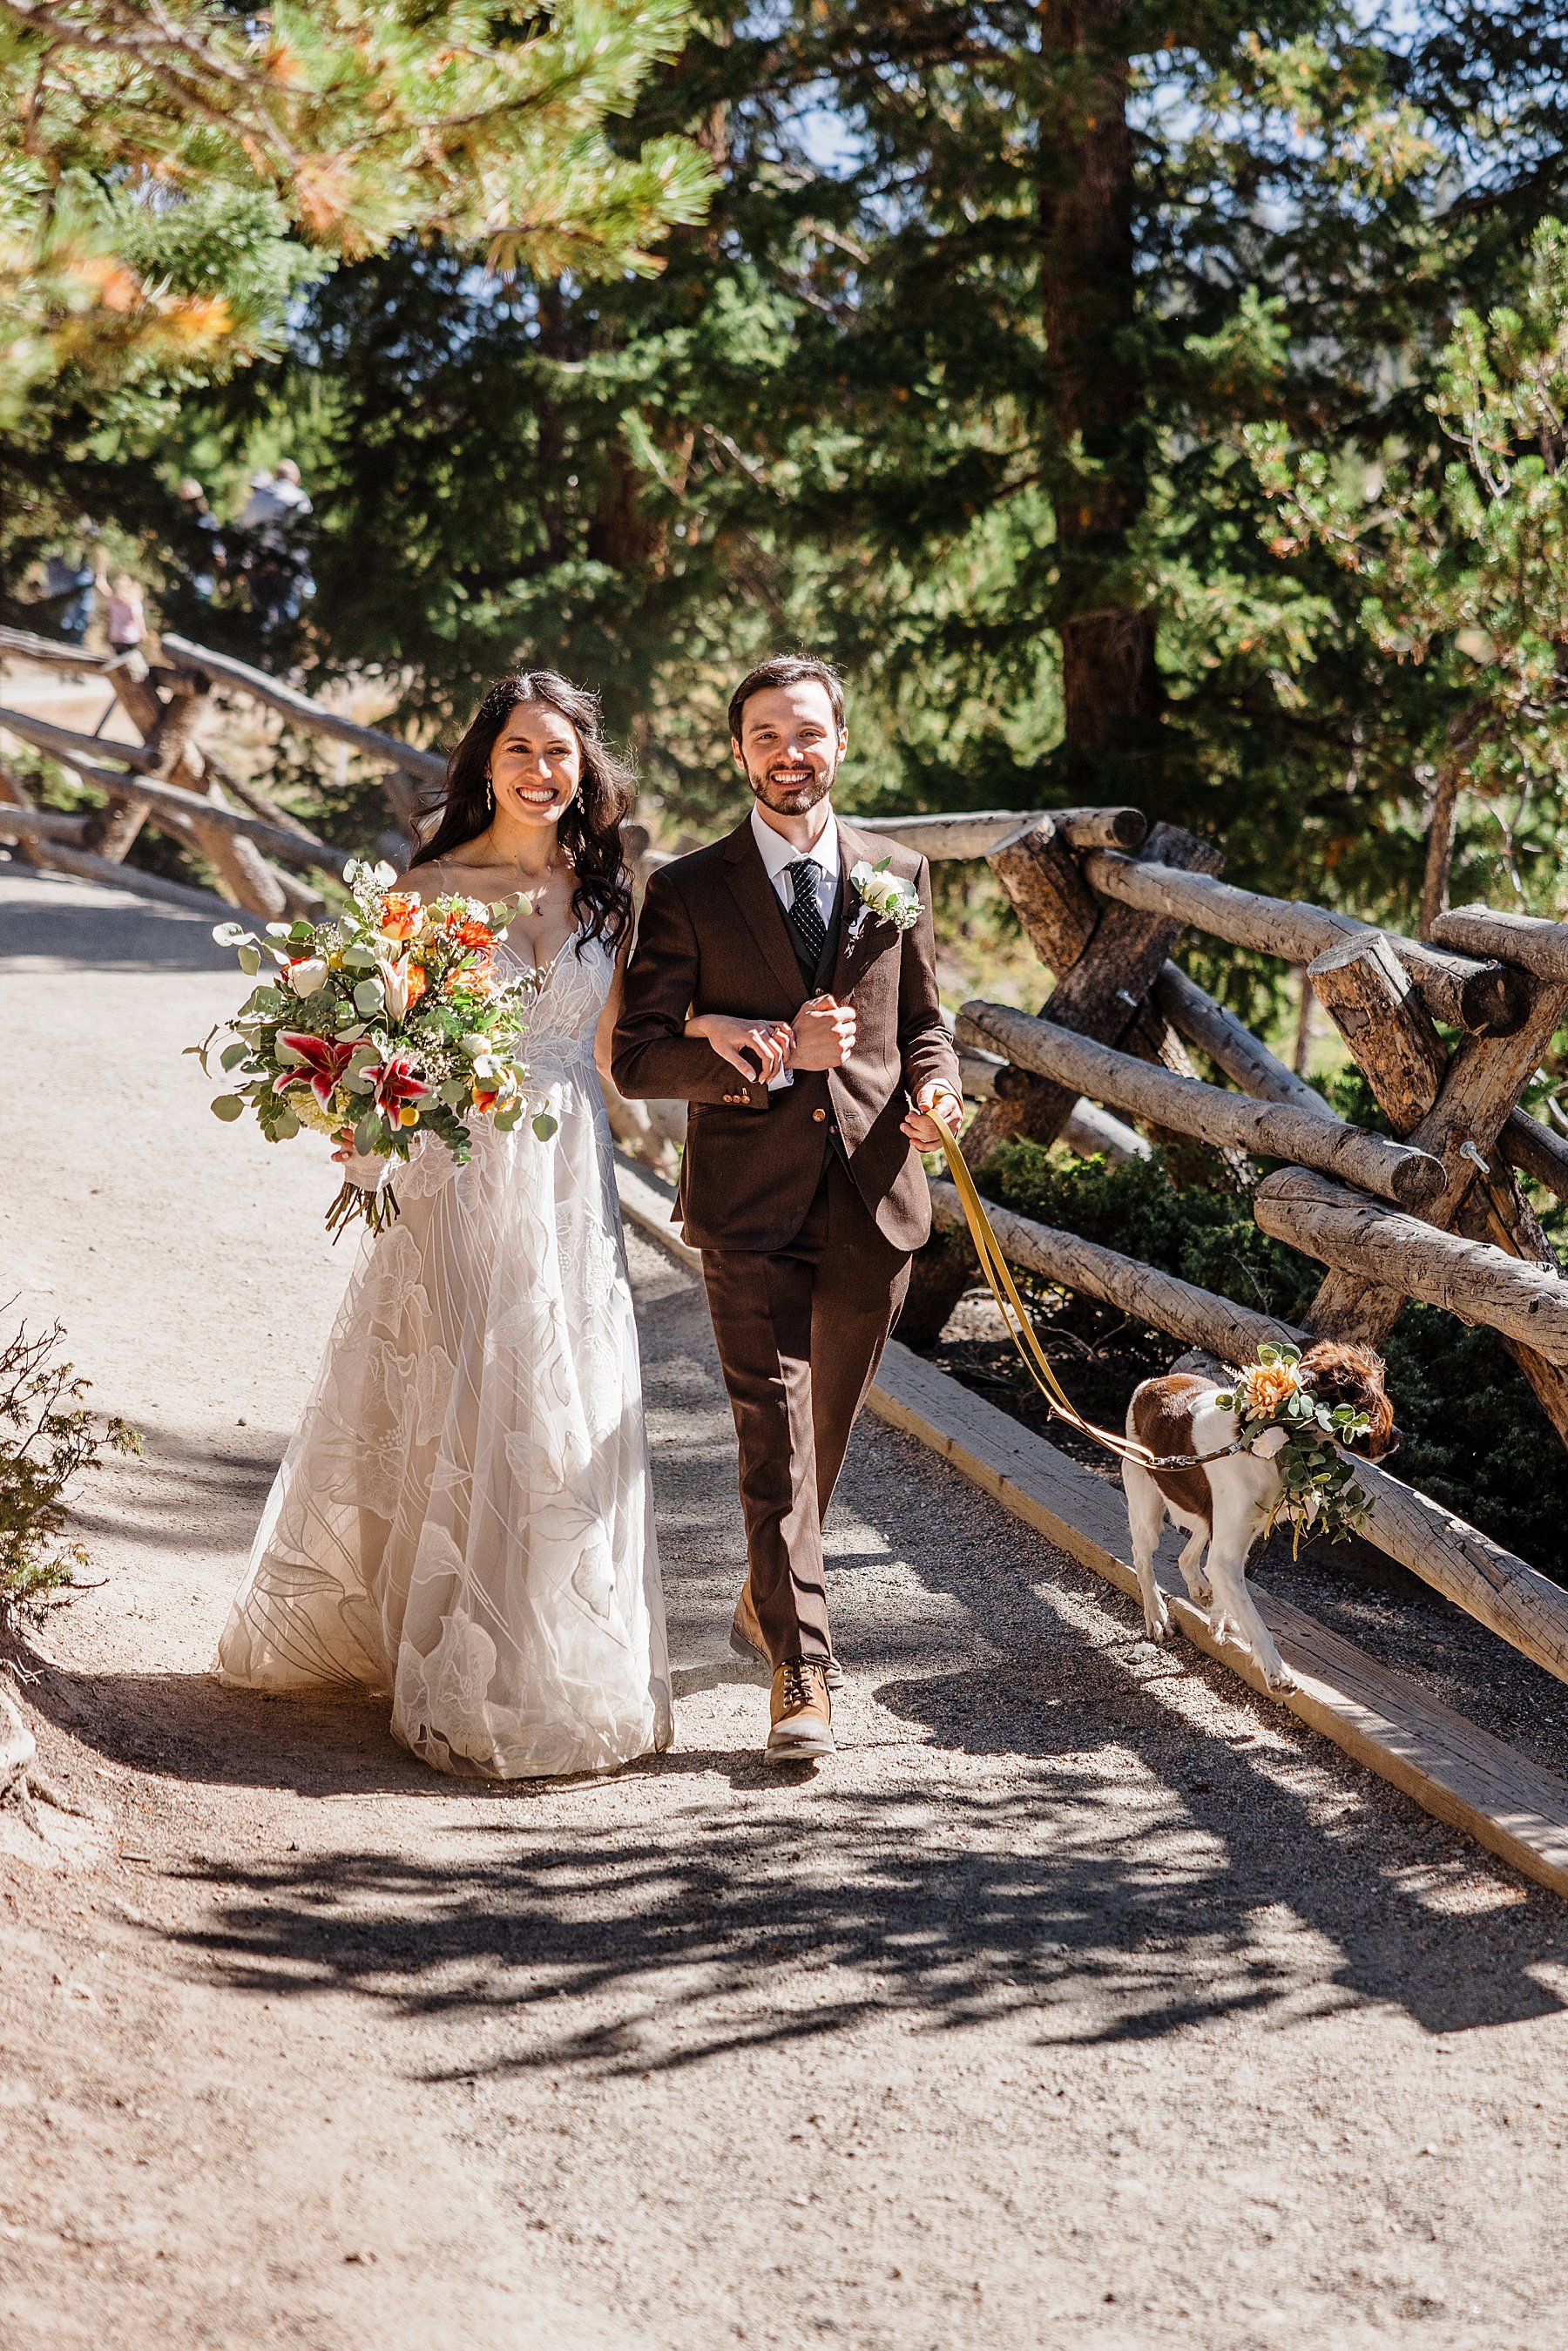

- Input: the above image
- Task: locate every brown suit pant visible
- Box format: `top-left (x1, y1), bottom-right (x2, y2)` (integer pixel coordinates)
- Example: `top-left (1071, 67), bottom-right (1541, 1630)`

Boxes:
top-left (700, 1158), bottom-right (911, 1665)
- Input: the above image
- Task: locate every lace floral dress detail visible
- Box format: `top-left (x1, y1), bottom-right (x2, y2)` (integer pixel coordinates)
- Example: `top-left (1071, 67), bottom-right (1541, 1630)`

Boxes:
top-left (216, 929), bottom-right (672, 1780)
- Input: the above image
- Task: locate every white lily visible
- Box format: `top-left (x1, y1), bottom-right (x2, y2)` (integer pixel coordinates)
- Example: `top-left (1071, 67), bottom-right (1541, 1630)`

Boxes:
top-left (377, 955), bottom-right (411, 1022)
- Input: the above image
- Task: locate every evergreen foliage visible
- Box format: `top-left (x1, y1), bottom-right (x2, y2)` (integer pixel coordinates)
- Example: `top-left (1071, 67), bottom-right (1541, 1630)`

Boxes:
top-left (1251, 220), bottom-right (1568, 924)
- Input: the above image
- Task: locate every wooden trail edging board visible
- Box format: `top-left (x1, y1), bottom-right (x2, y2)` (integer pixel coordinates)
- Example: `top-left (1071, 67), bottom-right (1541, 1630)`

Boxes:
top-left (612, 1152), bottom-right (1568, 1902)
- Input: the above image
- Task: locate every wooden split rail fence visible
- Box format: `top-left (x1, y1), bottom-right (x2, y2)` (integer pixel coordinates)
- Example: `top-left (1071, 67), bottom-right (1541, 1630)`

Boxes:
top-left (862, 801), bottom-right (1568, 1697)
top-left (0, 624), bottom-right (439, 922)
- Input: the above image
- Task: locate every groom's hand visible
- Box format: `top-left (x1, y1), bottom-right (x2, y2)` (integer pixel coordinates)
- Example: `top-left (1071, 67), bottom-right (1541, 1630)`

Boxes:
top-left (901, 1084), bottom-right (963, 1149)
top-left (788, 994), bottom-right (857, 1070)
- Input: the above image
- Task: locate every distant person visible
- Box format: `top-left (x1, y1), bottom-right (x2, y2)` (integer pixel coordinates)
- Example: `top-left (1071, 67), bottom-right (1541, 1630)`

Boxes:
top-left (98, 562), bottom-right (145, 656)
top-left (42, 549), bottom-right (96, 645)
top-left (239, 459), bottom-right (314, 629)
top-left (176, 477), bottom-right (226, 602)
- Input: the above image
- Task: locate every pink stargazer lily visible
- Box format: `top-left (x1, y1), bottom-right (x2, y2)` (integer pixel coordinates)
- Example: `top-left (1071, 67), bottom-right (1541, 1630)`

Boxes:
top-left (274, 1030), bottom-right (355, 1111)
top-left (366, 1057), bottom-right (430, 1118)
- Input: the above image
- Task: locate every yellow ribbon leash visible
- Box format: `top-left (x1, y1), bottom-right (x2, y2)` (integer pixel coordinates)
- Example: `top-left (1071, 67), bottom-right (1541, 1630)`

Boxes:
top-left (929, 1116), bottom-right (1160, 1469)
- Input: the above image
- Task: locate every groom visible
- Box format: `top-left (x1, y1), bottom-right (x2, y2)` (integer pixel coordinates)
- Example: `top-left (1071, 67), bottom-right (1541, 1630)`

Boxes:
top-left (612, 657), bottom-right (962, 1763)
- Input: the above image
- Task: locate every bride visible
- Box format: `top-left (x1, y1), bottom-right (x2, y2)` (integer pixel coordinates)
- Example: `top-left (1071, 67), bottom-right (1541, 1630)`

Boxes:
top-left (216, 672), bottom-right (673, 1780)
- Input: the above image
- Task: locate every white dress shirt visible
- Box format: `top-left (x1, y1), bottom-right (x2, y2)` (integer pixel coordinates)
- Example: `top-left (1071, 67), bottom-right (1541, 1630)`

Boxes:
top-left (749, 804), bottom-right (841, 1089)
top-left (749, 802), bottom-right (840, 915)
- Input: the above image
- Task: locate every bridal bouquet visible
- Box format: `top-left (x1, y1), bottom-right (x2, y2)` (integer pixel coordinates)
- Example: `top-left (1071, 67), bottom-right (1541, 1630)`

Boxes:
top-left (189, 859), bottom-right (556, 1238)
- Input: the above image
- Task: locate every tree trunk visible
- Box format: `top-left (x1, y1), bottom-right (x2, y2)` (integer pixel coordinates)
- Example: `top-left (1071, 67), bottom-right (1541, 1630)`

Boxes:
top-left (1420, 758), bottom-right (1465, 938)
top-left (1037, 0), bottom-right (1158, 794)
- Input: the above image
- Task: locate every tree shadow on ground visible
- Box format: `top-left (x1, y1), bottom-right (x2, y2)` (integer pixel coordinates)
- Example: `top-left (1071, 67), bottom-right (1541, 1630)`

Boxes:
top-left (151, 1705), bottom-right (1568, 2066)
top-left (60, 1632), bottom-right (1566, 2059)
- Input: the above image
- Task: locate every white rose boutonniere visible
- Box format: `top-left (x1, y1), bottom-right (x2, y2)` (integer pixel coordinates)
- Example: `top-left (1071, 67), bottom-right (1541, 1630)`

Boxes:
top-left (848, 855), bottom-right (922, 946)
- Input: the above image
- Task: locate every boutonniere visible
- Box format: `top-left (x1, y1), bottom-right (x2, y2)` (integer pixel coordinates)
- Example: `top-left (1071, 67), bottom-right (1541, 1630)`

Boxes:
top-left (847, 856), bottom-right (921, 946)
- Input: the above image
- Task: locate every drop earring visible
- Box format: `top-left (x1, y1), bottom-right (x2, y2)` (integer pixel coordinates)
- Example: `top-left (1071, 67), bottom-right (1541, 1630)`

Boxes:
top-left (483, 770), bottom-right (495, 814)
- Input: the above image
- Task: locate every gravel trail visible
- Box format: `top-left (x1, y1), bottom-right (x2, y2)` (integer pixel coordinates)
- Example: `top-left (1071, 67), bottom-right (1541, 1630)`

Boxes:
top-left (4, 867), bottom-right (1568, 2351)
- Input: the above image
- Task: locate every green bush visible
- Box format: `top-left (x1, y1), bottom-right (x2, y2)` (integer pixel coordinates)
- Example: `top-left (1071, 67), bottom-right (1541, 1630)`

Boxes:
top-left (0, 1316), bottom-right (140, 1615)
top-left (974, 1141), bottom-right (1568, 1584)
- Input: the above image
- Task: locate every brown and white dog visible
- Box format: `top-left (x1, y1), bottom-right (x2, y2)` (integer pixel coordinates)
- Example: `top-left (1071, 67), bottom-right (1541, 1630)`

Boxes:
top-left (1121, 1343), bottom-right (1396, 1692)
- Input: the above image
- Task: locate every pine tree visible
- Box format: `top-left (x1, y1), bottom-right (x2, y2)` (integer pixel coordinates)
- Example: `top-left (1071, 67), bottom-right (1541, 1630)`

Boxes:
top-left (0, 1), bottom-right (712, 422)
top-left (1252, 219), bottom-right (1568, 932)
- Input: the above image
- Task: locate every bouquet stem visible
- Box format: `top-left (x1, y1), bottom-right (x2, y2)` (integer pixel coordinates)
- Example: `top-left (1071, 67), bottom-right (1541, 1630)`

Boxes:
top-left (324, 1178), bottom-right (401, 1242)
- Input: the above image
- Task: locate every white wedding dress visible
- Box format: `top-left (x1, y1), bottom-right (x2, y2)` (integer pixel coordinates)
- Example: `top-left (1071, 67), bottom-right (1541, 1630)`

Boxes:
top-left (216, 929), bottom-right (673, 1780)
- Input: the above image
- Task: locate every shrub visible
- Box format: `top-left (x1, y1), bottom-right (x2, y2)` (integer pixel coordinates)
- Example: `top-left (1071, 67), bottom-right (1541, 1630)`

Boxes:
top-left (0, 1314), bottom-right (140, 1616)
top-left (971, 1142), bottom-right (1568, 1584)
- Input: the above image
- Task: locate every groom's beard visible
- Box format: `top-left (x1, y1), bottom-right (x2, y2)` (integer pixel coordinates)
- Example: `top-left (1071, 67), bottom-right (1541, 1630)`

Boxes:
top-left (747, 757), bottom-right (837, 817)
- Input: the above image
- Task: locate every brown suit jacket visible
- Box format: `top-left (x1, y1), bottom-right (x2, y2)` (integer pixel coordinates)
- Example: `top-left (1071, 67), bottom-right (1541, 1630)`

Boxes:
top-left (612, 815), bottom-right (960, 1253)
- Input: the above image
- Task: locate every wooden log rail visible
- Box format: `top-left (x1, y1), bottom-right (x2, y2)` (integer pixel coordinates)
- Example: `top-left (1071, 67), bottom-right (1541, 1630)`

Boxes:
top-left (1083, 849), bottom-right (1528, 1036)
top-left (957, 999), bottom-right (1445, 1208)
top-left (856, 806), bottom-right (1146, 861)
top-left (929, 1177), bottom-right (1303, 1361)
top-left (927, 1179), bottom-right (1568, 1688)
top-left (0, 702), bottom-right (337, 871)
top-left (1254, 1168), bottom-right (1568, 1366)
top-left (161, 632), bottom-right (445, 798)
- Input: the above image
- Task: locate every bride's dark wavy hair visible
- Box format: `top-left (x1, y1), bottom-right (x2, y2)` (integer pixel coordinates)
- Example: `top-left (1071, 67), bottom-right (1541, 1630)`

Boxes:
top-left (409, 671), bottom-right (635, 951)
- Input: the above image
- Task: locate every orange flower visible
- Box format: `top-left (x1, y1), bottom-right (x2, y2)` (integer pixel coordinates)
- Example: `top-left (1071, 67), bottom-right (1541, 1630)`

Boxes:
top-left (1247, 1361), bottom-right (1301, 1416)
top-left (452, 916), bottom-right (495, 951)
top-left (470, 1087), bottom-right (500, 1112)
top-left (404, 963), bottom-right (428, 1006)
top-left (379, 892), bottom-right (424, 941)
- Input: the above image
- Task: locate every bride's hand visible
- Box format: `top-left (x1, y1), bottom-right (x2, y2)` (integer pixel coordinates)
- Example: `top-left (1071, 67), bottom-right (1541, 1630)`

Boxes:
top-left (685, 1011), bottom-right (793, 1083)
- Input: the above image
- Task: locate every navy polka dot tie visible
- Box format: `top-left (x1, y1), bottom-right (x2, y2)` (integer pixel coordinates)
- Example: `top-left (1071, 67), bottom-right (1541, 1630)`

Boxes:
top-left (787, 859), bottom-right (827, 965)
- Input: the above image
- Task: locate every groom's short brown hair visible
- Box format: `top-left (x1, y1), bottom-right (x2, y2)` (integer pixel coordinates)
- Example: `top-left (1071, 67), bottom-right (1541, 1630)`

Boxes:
top-left (727, 656), bottom-right (845, 744)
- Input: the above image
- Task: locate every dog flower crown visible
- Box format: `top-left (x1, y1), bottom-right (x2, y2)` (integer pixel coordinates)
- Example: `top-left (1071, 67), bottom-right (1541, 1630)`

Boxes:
top-left (1213, 1342), bottom-right (1371, 1550)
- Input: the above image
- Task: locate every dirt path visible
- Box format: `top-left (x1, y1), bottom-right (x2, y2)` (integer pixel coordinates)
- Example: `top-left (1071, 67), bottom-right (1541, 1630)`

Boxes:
top-left (5, 865), bottom-right (1568, 2351)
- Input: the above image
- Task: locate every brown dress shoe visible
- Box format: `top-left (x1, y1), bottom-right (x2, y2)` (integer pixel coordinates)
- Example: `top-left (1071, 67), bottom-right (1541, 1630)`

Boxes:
top-left (765, 1661), bottom-right (835, 1764)
top-left (730, 1578), bottom-right (844, 1691)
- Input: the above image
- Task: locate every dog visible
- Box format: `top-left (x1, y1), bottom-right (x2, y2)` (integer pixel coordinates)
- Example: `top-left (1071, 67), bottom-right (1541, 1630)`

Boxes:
top-left (1121, 1342), bottom-right (1396, 1692)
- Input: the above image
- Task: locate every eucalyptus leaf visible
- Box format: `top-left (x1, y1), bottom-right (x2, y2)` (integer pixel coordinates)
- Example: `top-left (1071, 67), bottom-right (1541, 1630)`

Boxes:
top-left (219, 1041), bottom-right (247, 1071)
top-left (211, 1094), bottom-right (246, 1122)
top-left (239, 946), bottom-right (260, 975)
top-left (354, 978), bottom-right (386, 1016)
top-left (531, 1111), bottom-right (558, 1140)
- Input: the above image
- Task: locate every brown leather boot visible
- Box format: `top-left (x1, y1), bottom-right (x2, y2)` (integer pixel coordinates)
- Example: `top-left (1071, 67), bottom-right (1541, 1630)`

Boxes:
top-left (765, 1661), bottom-right (835, 1764)
top-left (731, 1578), bottom-right (844, 1690)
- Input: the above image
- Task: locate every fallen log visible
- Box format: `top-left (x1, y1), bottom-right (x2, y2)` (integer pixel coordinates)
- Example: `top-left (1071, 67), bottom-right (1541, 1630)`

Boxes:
top-left (927, 1177), bottom-right (1303, 1359)
top-left (1254, 1168), bottom-right (1568, 1366)
top-left (1431, 902), bottom-right (1568, 983)
top-left (956, 1000), bottom-right (1446, 1208)
top-left (1083, 851), bottom-right (1528, 1037)
top-left (161, 633), bottom-right (447, 787)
